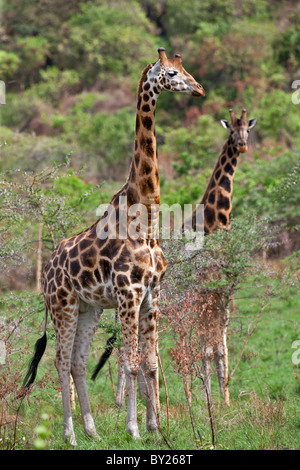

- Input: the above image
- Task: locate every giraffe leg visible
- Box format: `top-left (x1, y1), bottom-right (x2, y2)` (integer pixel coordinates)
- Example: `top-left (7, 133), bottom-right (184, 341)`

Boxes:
top-left (139, 296), bottom-right (160, 433)
top-left (115, 346), bottom-right (126, 409)
top-left (71, 304), bottom-right (102, 440)
top-left (222, 307), bottom-right (230, 404)
top-left (137, 364), bottom-right (147, 399)
top-left (116, 347), bottom-right (151, 407)
top-left (213, 306), bottom-right (230, 401)
top-left (118, 295), bottom-right (141, 439)
top-left (202, 344), bottom-right (213, 403)
top-left (53, 307), bottom-right (79, 446)
top-left (123, 360), bottom-right (140, 439)
top-left (214, 340), bottom-right (225, 395)
top-left (70, 376), bottom-right (76, 409)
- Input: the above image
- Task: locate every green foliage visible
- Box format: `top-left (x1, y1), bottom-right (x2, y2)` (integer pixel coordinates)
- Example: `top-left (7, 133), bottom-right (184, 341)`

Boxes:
top-left (33, 413), bottom-right (52, 450)
top-left (0, 51), bottom-right (20, 81)
top-left (0, 130), bottom-right (75, 172)
top-left (162, 115), bottom-right (224, 176)
top-left (164, 0), bottom-right (234, 36)
top-left (1, 92), bottom-right (42, 128)
top-left (0, 158), bottom-right (102, 259)
top-left (56, 1), bottom-right (157, 82)
top-left (255, 90), bottom-right (300, 140)
top-left (274, 25), bottom-right (300, 71)
top-left (63, 98), bottom-right (136, 171)
top-left (162, 214), bottom-right (272, 297)
top-left (0, 0), bottom-right (300, 451)
top-left (16, 36), bottom-right (50, 86)
top-left (233, 149), bottom-right (300, 223)
top-left (30, 67), bottom-right (81, 106)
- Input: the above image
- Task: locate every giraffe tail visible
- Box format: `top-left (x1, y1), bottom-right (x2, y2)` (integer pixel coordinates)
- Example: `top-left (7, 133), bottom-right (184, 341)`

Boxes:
top-left (91, 333), bottom-right (116, 381)
top-left (23, 306), bottom-right (48, 390)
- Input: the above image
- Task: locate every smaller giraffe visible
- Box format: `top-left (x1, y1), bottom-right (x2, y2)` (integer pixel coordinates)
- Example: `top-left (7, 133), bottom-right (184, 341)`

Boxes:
top-left (185, 108), bottom-right (257, 233)
top-left (183, 109), bottom-right (257, 403)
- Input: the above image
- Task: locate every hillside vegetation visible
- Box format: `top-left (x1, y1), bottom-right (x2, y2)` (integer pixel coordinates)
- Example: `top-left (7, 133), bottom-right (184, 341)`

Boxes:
top-left (0, 0), bottom-right (299, 450)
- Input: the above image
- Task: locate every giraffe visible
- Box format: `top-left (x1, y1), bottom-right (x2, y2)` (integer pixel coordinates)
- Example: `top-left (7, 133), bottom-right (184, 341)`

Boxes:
top-left (23, 48), bottom-right (205, 445)
top-left (182, 108), bottom-right (257, 403)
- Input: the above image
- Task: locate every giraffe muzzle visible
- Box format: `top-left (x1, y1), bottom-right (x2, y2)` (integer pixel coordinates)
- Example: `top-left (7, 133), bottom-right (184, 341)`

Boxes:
top-left (192, 83), bottom-right (205, 97)
top-left (238, 145), bottom-right (247, 153)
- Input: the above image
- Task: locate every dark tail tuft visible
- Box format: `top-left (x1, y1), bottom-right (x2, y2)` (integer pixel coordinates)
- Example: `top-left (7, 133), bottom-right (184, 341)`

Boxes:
top-left (23, 332), bottom-right (47, 390)
top-left (91, 333), bottom-right (116, 381)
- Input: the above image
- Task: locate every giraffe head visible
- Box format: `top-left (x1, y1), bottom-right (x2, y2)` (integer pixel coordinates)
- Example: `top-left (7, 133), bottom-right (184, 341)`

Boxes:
top-left (147, 47), bottom-right (205, 97)
top-left (220, 109), bottom-right (257, 153)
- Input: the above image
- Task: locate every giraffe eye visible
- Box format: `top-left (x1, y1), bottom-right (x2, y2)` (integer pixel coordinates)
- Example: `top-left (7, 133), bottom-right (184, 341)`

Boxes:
top-left (168, 71), bottom-right (177, 77)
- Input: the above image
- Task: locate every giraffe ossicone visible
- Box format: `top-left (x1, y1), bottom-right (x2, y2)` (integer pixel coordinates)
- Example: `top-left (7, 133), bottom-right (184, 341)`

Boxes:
top-left (23, 48), bottom-right (204, 445)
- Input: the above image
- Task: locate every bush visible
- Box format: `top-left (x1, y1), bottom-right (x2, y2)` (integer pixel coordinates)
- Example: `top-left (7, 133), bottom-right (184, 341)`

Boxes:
top-left (55, 1), bottom-right (157, 83)
top-left (0, 51), bottom-right (20, 81)
top-left (30, 67), bottom-right (81, 106)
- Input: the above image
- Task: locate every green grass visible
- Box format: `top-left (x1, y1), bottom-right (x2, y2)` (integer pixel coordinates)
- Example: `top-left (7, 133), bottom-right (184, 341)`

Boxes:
top-left (1, 268), bottom-right (299, 450)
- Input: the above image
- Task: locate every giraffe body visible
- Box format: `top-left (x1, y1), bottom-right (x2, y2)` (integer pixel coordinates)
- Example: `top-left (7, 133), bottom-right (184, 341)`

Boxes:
top-left (24, 48), bottom-right (204, 444)
top-left (43, 225), bottom-right (166, 442)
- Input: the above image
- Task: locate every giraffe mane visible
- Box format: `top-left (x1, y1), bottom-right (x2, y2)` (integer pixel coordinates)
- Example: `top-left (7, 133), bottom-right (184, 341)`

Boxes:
top-left (200, 160), bottom-right (219, 205)
top-left (137, 63), bottom-right (153, 99)
top-left (200, 140), bottom-right (229, 205)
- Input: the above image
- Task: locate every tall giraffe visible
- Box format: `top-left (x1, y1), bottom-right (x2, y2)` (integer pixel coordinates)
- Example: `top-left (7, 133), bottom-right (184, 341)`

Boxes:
top-left (23, 48), bottom-right (204, 445)
top-left (183, 108), bottom-right (257, 403)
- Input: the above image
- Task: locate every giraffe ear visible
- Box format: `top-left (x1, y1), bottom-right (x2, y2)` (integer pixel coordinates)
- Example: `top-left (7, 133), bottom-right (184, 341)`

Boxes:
top-left (150, 60), bottom-right (161, 74)
top-left (220, 119), bottom-right (231, 129)
top-left (248, 118), bottom-right (257, 129)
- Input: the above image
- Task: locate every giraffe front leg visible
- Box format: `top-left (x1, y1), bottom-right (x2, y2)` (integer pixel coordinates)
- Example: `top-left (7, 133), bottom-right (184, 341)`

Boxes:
top-left (115, 346), bottom-right (126, 409)
top-left (140, 302), bottom-right (159, 433)
top-left (118, 300), bottom-right (141, 439)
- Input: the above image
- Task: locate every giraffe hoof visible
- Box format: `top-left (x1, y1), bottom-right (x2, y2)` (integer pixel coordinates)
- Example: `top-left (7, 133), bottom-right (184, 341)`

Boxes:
top-left (64, 433), bottom-right (77, 447)
top-left (115, 398), bottom-right (125, 409)
top-left (85, 429), bottom-right (101, 441)
top-left (126, 423), bottom-right (141, 440)
top-left (147, 422), bottom-right (158, 433)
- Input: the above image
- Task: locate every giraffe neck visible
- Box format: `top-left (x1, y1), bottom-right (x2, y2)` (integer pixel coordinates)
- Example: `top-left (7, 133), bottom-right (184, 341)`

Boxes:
top-left (124, 67), bottom-right (161, 239)
top-left (107, 66), bottom-right (161, 240)
top-left (127, 70), bottom-right (160, 206)
top-left (202, 136), bottom-right (240, 234)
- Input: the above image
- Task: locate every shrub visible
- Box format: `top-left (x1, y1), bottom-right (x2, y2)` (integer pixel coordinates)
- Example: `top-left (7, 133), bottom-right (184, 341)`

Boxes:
top-left (0, 51), bottom-right (20, 81)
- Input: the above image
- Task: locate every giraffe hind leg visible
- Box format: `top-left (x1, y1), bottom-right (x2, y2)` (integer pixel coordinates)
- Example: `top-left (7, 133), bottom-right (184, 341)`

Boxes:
top-left (52, 304), bottom-right (79, 446)
top-left (71, 303), bottom-right (102, 440)
top-left (214, 343), bottom-right (225, 395)
top-left (202, 344), bottom-right (213, 403)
